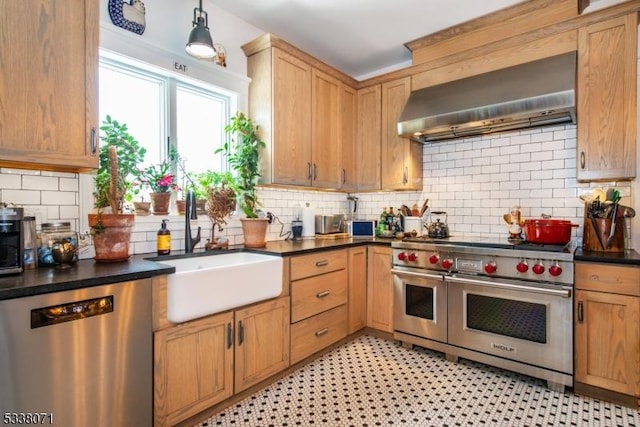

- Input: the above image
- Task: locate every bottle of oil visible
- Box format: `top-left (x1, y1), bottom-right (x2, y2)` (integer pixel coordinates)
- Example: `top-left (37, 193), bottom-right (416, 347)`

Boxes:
top-left (157, 219), bottom-right (171, 255)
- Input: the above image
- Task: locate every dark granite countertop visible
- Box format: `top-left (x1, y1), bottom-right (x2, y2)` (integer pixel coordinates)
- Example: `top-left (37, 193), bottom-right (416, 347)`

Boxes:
top-left (574, 248), bottom-right (640, 266)
top-left (0, 237), bottom-right (392, 300)
top-left (0, 256), bottom-right (175, 301)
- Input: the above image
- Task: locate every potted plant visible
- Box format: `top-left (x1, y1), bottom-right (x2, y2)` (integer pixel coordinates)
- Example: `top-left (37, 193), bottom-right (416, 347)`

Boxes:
top-left (203, 171), bottom-right (236, 250)
top-left (90, 116), bottom-right (146, 261)
top-left (138, 147), bottom-right (180, 215)
top-left (218, 112), bottom-right (268, 248)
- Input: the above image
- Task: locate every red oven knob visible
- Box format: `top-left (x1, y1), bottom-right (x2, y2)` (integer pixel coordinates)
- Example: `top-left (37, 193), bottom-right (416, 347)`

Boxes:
top-left (532, 263), bottom-right (545, 275)
top-left (407, 253), bottom-right (417, 262)
top-left (549, 264), bottom-right (562, 277)
top-left (516, 261), bottom-right (528, 273)
top-left (397, 252), bottom-right (407, 261)
top-left (484, 262), bottom-right (497, 274)
top-left (441, 258), bottom-right (453, 269)
top-left (429, 254), bottom-right (439, 264)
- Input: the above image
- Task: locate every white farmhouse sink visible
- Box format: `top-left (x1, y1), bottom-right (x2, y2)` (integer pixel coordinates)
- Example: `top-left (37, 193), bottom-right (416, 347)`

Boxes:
top-left (161, 252), bottom-right (283, 323)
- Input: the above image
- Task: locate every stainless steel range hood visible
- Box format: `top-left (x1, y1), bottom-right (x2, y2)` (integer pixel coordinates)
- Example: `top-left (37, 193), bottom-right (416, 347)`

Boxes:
top-left (398, 52), bottom-right (576, 143)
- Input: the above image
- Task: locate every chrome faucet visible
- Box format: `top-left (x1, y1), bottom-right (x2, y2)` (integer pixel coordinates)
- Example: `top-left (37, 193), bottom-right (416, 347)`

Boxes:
top-left (184, 190), bottom-right (201, 253)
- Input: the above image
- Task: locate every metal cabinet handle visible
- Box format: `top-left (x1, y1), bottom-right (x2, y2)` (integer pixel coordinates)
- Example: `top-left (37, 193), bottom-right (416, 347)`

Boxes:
top-left (315, 328), bottom-right (329, 337)
top-left (237, 320), bottom-right (244, 345)
top-left (313, 163), bottom-right (318, 180)
top-left (90, 127), bottom-right (97, 155)
top-left (308, 162), bottom-right (312, 180)
top-left (403, 166), bottom-right (408, 184)
top-left (580, 151), bottom-right (585, 169)
top-left (577, 301), bottom-right (583, 322)
top-left (342, 169), bottom-right (346, 184)
top-left (315, 259), bottom-right (329, 267)
top-left (226, 323), bottom-right (233, 348)
top-left (316, 290), bottom-right (330, 298)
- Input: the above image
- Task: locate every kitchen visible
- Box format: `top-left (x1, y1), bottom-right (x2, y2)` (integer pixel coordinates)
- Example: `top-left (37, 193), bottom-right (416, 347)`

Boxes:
top-left (1, 0), bottom-right (640, 426)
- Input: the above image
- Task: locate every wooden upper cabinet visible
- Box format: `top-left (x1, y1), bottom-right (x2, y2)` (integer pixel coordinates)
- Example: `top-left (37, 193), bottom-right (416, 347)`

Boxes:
top-left (0, 0), bottom-right (98, 172)
top-left (272, 48), bottom-right (312, 185)
top-left (577, 13), bottom-right (637, 182)
top-left (311, 69), bottom-right (342, 188)
top-left (356, 85), bottom-right (382, 191)
top-left (381, 77), bottom-right (422, 190)
top-left (340, 85), bottom-right (358, 191)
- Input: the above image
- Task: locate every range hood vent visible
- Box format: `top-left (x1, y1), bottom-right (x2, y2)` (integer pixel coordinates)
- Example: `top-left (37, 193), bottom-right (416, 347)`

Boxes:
top-left (398, 52), bottom-right (576, 143)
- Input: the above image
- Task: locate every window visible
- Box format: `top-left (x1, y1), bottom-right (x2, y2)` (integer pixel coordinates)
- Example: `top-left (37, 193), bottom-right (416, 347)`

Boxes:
top-left (98, 52), bottom-right (233, 191)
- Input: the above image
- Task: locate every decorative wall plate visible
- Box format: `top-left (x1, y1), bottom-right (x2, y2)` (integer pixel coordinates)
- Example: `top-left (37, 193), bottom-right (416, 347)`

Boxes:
top-left (108, 0), bottom-right (146, 35)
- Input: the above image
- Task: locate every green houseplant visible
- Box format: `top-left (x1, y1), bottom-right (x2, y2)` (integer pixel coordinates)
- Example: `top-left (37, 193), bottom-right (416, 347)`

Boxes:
top-left (218, 112), bottom-right (267, 248)
top-left (90, 116), bottom-right (146, 261)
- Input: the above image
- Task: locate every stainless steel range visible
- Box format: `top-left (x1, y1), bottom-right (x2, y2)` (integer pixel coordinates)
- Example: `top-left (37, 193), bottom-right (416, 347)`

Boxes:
top-left (391, 236), bottom-right (574, 391)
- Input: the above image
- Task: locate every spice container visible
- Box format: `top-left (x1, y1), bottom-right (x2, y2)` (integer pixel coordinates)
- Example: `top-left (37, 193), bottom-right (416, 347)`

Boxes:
top-left (38, 222), bottom-right (78, 266)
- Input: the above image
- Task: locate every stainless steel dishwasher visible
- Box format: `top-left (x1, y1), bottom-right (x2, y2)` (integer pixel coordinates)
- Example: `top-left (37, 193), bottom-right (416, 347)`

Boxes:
top-left (0, 279), bottom-right (152, 427)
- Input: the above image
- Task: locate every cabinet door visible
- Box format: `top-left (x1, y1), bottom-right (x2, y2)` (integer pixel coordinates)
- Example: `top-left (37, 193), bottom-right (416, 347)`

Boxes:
top-left (366, 245), bottom-right (393, 332)
top-left (154, 311), bottom-right (234, 427)
top-left (348, 246), bottom-right (367, 334)
top-left (235, 296), bottom-right (290, 393)
top-left (381, 77), bottom-right (413, 189)
top-left (311, 69), bottom-right (342, 188)
top-left (0, 0), bottom-right (98, 172)
top-left (356, 85), bottom-right (382, 191)
top-left (577, 14), bottom-right (637, 181)
top-left (575, 289), bottom-right (640, 396)
top-left (272, 48), bottom-right (312, 185)
top-left (340, 85), bottom-right (358, 191)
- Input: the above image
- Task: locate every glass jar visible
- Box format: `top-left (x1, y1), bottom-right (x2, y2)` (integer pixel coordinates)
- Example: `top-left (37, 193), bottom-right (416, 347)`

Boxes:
top-left (22, 216), bottom-right (38, 269)
top-left (38, 222), bottom-right (79, 266)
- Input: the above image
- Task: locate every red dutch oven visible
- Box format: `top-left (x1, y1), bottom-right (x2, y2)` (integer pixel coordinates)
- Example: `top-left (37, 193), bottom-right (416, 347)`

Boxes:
top-left (523, 219), bottom-right (578, 245)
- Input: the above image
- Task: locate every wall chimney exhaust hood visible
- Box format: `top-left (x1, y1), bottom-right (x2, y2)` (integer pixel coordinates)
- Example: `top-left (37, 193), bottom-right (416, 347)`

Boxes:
top-left (398, 52), bottom-right (576, 143)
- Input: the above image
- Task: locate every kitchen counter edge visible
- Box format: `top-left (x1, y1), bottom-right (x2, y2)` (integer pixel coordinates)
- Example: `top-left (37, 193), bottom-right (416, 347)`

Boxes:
top-left (574, 248), bottom-right (640, 265)
top-left (0, 238), bottom-right (393, 300)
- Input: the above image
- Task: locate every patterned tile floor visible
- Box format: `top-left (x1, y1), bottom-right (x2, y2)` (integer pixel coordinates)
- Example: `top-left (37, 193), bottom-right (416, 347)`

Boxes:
top-left (195, 335), bottom-right (640, 427)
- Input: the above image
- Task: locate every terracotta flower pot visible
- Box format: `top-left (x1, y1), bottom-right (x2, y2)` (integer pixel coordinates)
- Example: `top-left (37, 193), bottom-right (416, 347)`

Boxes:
top-left (88, 213), bottom-right (134, 262)
top-left (240, 217), bottom-right (269, 248)
top-left (133, 201), bottom-right (151, 216)
top-left (150, 192), bottom-right (171, 215)
top-left (175, 199), bottom-right (186, 215)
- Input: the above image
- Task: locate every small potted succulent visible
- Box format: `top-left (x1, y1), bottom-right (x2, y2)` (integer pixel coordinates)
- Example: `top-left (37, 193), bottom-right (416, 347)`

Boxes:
top-left (90, 116), bottom-right (146, 261)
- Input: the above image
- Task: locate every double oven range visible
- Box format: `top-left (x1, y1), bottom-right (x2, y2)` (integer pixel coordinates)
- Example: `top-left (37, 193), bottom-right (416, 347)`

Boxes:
top-left (391, 236), bottom-right (574, 391)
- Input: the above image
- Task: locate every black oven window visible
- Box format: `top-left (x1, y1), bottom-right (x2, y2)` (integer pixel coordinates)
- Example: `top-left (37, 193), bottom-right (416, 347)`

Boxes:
top-left (406, 284), bottom-right (434, 320)
top-left (466, 294), bottom-right (547, 344)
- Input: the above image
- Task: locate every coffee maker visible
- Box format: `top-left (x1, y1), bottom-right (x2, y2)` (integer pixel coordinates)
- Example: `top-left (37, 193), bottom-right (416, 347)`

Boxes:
top-left (0, 206), bottom-right (23, 275)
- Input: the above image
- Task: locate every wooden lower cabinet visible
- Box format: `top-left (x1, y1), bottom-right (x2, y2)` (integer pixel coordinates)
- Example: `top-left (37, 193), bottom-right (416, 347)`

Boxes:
top-left (366, 245), bottom-right (394, 333)
top-left (348, 246), bottom-right (367, 333)
top-left (575, 262), bottom-right (640, 400)
top-left (291, 305), bottom-right (348, 364)
top-left (234, 297), bottom-right (290, 393)
top-left (154, 297), bottom-right (290, 426)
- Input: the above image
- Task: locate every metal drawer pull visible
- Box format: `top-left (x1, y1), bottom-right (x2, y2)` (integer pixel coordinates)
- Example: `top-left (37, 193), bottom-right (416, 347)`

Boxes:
top-left (577, 301), bottom-right (584, 322)
top-left (315, 328), bottom-right (329, 337)
top-left (315, 259), bottom-right (329, 267)
top-left (316, 290), bottom-right (330, 298)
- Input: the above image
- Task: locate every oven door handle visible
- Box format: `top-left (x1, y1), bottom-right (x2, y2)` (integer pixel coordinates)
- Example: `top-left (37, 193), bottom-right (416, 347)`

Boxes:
top-left (391, 269), bottom-right (444, 281)
top-left (445, 276), bottom-right (572, 298)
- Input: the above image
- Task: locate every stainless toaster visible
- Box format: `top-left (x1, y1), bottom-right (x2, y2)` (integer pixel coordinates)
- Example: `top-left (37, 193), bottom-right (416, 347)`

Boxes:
top-left (315, 214), bottom-right (344, 234)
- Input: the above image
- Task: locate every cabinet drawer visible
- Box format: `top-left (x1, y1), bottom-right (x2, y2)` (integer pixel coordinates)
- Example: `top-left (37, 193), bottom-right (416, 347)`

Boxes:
top-left (290, 304), bottom-right (348, 364)
top-left (291, 269), bottom-right (347, 322)
top-left (290, 249), bottom-right (347, 281)
top-left (576, 263), bottom-right (640, 296)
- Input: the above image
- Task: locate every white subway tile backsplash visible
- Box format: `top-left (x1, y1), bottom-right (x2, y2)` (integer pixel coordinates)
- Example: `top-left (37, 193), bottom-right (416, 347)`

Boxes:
top-left (22, 175), bottom-right (59, 191)
top-left (0, 173), bottom-right (21, 189)
top-left (3, 189), bottom-right (41, 205)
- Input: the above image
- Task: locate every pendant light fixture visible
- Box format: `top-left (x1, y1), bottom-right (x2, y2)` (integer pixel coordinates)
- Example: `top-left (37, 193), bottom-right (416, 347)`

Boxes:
top-left (186, 0), bottom-right (216, 59)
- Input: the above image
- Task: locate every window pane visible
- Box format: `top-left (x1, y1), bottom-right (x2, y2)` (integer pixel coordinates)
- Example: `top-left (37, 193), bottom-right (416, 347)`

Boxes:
top-left (98, 64), bottom-right (164, 167)
top-left (176, 85), bottom-right (227, 176)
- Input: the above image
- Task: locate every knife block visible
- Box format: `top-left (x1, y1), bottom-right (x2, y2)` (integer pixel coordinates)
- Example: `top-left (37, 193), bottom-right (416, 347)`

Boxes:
top-left (582, 204), bottom-right (624, 252)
